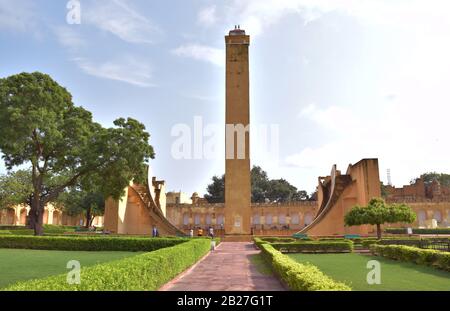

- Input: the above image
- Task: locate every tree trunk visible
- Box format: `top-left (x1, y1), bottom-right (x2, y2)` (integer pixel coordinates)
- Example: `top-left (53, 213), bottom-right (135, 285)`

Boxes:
top-left (376, 223), bottom-right (382, 240)
top-left (85, 207), bottom-right (92, 228)
top-left (29, 196), bottom-right (44, 236)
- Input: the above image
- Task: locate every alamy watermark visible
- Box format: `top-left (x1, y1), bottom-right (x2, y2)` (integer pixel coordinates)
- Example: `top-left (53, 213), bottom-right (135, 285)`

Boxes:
top-left (366, 260), bottom-right (381, 285)
top-left (66, 0), bottom-right (81, 25)
top-left (66, 260), bottom-right (81, 285)
top-left (171, 116), bottom-right (280, 163)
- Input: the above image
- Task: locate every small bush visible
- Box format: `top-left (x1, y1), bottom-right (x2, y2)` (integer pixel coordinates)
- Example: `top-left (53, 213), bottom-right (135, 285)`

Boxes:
top-left (270, 241), bottom-right (353, 253)
top-left (4, 239), bottom-right (211, 291)
top-left (0, 235), bottom-right (187, 252)
top-left (370, 244), bottom-right (450, 272)
top-left (259, 244), bottom-right (351, 291)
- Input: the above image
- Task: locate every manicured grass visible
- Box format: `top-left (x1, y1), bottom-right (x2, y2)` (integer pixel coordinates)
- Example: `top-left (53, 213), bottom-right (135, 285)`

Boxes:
top-left (0, 249), bottom-right (143, 288)
top-left (288, 253), bottom-right (450, 291)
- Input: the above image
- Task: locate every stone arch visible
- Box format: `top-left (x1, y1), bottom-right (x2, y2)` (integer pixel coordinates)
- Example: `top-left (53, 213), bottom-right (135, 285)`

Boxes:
top-left (417, 210), bottom-right (427, 227)
top-left (304, 212), bottom-right (313, 227)
top-left (52, 210), bottom-right (61, 225)
top-left (206, 214), bottom-right (212, 225)
top-left (278, 213), bottom-right (286, 225)
top-left (252, 214), bottom-right (260, 225)
top-left (19, 208), bottom-right (28, 225)
top-left (433, 210), bottom-right (442, 225)
top-left (183, 213), bottom-right (190, 226)
top-left (194, 214), bottom-right (201, 226)
top-left (266, 213), bottom-right (273, 225)
top-left (5, 208), bottom-right (15, 225)
top-left (291, 213), bottom-right (300, 225)
top-left (217, 214), bottom-right (224, 225)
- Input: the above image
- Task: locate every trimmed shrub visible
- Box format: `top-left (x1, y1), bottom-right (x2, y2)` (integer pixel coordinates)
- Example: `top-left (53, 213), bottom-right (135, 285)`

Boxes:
top-left (0, 235), bottom-right (187, 252)
top-left (270, 241), bottom-right (353, 253)
top-left (259, 244), bottom-right (351, 291)
top-left (4, 239), bottom-right (211, 291)
top-left (260, 237), bottom-right (296, 243)
top-left (385, 228), bottom-right (450, 235)
top-left (370, 244), bottom-right (450, 272)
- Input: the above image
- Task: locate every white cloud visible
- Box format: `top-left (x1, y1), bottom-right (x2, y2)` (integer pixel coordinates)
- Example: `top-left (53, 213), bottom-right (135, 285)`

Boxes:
top-left (74, 56), bottom-right (155, 87)
top-left (198, 5), bottom-right (218, 26)
top-left (172, 44), bottom-right (225, 67)
top-left (84, 0), bottom-right (160, 44)
top-left (54, 26), bottom-right (87, 50)
top-left (0, 0), bottom-right (37, 33)
top-left (213, 0), bottom-right (450, 37)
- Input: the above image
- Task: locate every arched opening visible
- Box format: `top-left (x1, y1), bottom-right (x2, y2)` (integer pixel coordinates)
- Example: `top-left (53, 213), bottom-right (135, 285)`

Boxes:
top-left (217, 214), bottom-right (224, 225)
top-left (304, 212), bottom-right (313, 227)
top-left (266, 214), bottom-right (273, 225)
top-left (278, 213), bottom-right (286, 225)
top-left (53, 210), bottom-right (61, 225)
top-left (194, 214), bottom-right (201, 226)
top-left (206, 214), bottom-right (212, 225)
top-left (252, 214), bottom-right (260, 225)
top-left (291, 213), bottom-right (300, 225)
top-left (6, 208), bottom-right (15, 225)
top-left (417, 210), bottom-right (427, 227)
top-left (19, 208), bottom-right (28, 225)
top-left (183, 213), bottom-right (190, 226)
top-left (433, 210), bottom-right (442, 225)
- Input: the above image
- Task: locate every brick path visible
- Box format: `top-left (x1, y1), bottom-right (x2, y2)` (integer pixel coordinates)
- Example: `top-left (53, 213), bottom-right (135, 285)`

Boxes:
top-left (160, 242), bottom-right (286, 291)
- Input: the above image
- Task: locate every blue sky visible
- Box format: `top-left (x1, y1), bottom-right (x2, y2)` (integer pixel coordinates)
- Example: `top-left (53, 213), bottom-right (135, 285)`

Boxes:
top-left (1, 0), bottom-right (449, 195)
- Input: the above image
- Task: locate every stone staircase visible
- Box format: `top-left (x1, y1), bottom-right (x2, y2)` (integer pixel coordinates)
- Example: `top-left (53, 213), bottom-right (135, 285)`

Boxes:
top-left (130, 184), bottom-right (185, 237)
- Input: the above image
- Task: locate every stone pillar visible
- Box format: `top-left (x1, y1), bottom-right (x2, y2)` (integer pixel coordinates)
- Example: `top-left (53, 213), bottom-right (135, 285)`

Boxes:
top-left (224, 27), bottom-right (251, 235)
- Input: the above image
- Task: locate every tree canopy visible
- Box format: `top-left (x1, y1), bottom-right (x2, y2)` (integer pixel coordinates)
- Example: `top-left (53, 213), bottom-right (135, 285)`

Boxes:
top-left (344, 197), bottom-right (416, 239)
top-left (204, 166), bottom-right (312, 203)
top-left (0, 72), bottom-right (155, 235)
top-left (0, 170), bottom-right (33, 209)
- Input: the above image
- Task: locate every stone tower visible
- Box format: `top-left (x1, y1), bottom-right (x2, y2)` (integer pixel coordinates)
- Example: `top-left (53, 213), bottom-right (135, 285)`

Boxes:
top-left (224, 27), bottom-right (251, 235)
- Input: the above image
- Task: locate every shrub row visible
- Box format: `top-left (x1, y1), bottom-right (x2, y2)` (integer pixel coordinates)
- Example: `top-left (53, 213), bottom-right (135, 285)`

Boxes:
top-left (370, 244), bottom-right (450, 272)
top-left (270, 241), bottom-right (354, 253)
top-left (0, 235), bottom-right (187, 252)
top-left (259, 243), bottom-right (351, 291)
top-left (385, 228), bottom-right (450, 235)
top-left (362, 238), bottom-right (450, 249)
top-left (260, 237), bottom-right (297, 243)
top-left (4, 239), bottom-right (212, 291)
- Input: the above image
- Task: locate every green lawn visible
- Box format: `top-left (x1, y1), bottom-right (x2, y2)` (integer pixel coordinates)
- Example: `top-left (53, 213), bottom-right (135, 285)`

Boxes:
top-left (0, 249), bottom-right (143, 288)
top-left (288, 253), bottom-right (450, 291)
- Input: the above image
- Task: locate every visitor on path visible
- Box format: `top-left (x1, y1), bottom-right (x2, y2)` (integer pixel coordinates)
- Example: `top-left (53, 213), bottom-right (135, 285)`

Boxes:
top-left (209, 226), bottom-right (214, 239)
top-left (189, 229), bottom-right (194, 238)
top-left (152, 226), bottom-right (159, 238)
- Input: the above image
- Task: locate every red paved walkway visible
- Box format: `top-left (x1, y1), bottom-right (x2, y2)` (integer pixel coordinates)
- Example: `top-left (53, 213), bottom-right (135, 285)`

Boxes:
top-left (160, 242), bottom-right (285, 291)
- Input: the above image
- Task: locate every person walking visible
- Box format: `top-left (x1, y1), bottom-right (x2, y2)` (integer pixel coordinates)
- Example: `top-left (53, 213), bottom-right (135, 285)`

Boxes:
top-left (152, 225), bottom-right (158, 238)
top-left (209, 226), bottom-right (214, 239)
top-left (189, 228), bottom-right (194, 238)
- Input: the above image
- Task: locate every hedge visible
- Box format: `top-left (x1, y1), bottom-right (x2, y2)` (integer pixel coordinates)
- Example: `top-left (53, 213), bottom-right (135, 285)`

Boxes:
top-left (260, 237), bottom-right (297, 243)
top-left (370, 244), bottom-right (450, 272)
top-left (0, 235), bottom-right (187, 252)
top-left (4, 239), bottom-right (212, 291)
top-left (270, 241), bottom-right (353, 253)
top-left (259, 243), bottom-right (351, 291)
top-left (385, 228), bottom-right (450, 235)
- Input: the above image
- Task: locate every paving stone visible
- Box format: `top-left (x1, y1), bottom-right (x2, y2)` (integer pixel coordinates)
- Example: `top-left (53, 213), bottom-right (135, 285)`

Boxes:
top-left (160, 242), bottom-right (285, 291)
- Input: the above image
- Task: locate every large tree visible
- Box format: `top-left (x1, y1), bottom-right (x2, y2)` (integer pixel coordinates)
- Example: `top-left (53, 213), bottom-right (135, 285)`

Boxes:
top-left (0, 170), bottom-right (33, 209)
top-left (0, 72), bottom-right (154, 235)
top-left (344, 197), bottom-right (416, 239)
top-left (204, 166), bottom-right (310, 203)
top-left (57, 187), bottom-right (105, 228)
